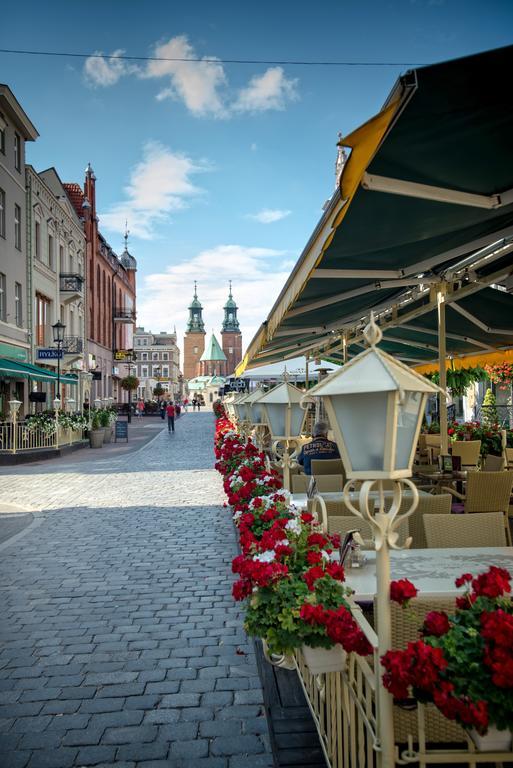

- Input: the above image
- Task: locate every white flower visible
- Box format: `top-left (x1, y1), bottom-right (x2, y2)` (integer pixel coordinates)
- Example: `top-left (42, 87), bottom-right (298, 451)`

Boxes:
top-left (285, 518), bottom-right (302, 535)
top-left (253, 550), bottom-right (276, 563)
top-left (321, 550), bottom-right (331, 562)
top-left (233, 510), bottom-right (243, 522)
top-left (277, 539), bottom-right (289, 547)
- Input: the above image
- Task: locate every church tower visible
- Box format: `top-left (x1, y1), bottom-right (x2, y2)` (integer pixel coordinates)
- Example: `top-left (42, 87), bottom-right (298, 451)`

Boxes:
top-left (183, 282), bottom-right (206, 380)
top-left (221, 281), bottom-right (243, 375)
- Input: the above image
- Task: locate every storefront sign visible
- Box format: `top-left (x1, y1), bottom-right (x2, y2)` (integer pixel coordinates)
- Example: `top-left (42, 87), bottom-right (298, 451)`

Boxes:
top-left (37, 349), bottom-right (63, 360)
top-left (0, 342), bottom-right (29, 362)
top-left (114, 350), bottom-right (134, 361)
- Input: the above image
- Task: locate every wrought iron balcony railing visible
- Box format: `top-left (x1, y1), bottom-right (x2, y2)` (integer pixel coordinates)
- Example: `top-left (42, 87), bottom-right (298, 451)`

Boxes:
top-left (113, 307), bottom-right (136, 322)
top-left (62, 336), bottom-right (83, 354)
top-left (59, 273), bottom-right (84, 294)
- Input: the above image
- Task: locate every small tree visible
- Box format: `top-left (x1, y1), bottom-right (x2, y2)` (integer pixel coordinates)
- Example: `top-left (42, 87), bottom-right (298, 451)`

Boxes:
top-left (120, 375), bottom-right (140, 394)
top-left (153, 383), bottom-right (165, 399)
top-left (482, 387), bottom-right (498, 427)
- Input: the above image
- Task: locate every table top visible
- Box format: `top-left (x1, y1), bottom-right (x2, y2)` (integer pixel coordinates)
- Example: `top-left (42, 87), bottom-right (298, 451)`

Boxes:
top-left (344, 547), bottom-right (513, 602)
top-left (416, 470), bottom-right (467, 481)
top-left (291, 489), bottom-right (430, 509)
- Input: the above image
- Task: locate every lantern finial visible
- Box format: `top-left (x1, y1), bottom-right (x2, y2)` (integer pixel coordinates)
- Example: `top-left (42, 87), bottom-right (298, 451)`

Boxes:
top-left (363, 312), bottom-right (382, 348)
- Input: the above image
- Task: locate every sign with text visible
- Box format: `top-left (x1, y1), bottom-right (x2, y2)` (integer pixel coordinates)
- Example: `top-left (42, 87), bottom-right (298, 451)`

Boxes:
top-left (37, 348), bottom-right (63, 360)
top-left (114, 350), bottom-right (134, 361)
top-left (115, 420), bottom-right (128, 442)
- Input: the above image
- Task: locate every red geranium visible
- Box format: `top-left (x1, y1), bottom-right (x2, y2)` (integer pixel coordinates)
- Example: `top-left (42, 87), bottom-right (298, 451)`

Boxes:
top-left (390, 578), bottom-right (418, 605)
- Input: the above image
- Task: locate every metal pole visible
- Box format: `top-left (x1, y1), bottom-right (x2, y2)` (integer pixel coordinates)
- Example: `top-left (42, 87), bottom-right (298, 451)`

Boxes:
top-left (305, 358), bottom-right (309, 389)
top-left (56, 342), bottom-right (61, 400)
top-left (12, 411), bottom-right (17, 455)
top-left (437, 286), bottom-right (448, 454)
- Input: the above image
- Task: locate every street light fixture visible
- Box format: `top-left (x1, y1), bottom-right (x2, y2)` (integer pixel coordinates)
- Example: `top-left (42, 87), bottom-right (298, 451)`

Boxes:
top-left (258, 381), bottom-right (307, 490)
top-left (52, 320), bottom-right (66, 400)
top-left (305, 313), bottom-right (440, 767)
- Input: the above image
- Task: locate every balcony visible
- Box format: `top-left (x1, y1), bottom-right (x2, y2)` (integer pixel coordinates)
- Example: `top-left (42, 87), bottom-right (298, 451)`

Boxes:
top-left (62, 336), bottom-right (83, 355)
top-left (113, 307), bottom-right (136, 323)
top-left (59, 273), bottom-right (84, 303)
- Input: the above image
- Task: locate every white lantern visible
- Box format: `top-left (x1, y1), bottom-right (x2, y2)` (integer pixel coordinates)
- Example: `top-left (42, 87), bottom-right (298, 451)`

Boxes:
top-left (67, 398), bottom-right (76, 413)
top-left (223, 391), bottom-right (237, 420)
top-left (93, 398), bottom-right (102, 409)
top-left (242, 387), bottom-right (267, 426)
top-left (53, 397), bottom-right (62, 412)
top-left (258, 382), bottom-right (307, 440)
top-left (232, 393), bottom-right (249, 422)
top-left (8, 399), bottom-right (22, 417)
top-left (306, 316), bottom-right (440, 480)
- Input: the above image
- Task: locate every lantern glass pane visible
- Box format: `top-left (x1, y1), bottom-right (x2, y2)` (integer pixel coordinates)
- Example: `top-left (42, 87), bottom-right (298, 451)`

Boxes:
top-left (331, 392), bottom-right (388, 472)
top-left (265, 403), bottom-right (286, 436)
top-left (251, 403), bottom-right (263, 424)
top-left (290, 404), bottom-right (305, 436)
top-left (395, 391), bottom-right (423, 470)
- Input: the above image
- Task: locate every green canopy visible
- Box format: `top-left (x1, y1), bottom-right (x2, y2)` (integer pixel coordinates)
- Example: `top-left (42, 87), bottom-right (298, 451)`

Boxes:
top-left (0, 357), bottom-right (78, 385)
top-left (239, 45), bottom-right (513, 373)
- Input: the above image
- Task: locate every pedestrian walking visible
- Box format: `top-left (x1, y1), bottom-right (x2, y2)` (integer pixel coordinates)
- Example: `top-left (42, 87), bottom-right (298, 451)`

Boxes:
top-left (136, 399), bottom-right (145, 418)
top-left (166, 401), bottom-right (175, 433)
top-left (192, 398), bottom-right (197, 411)
top-left (159, 400), bottom-right (166, 420)
top-left (183, 398), bottom-right (189, 413)
top-left (175, 403), bottom-right (181, 418)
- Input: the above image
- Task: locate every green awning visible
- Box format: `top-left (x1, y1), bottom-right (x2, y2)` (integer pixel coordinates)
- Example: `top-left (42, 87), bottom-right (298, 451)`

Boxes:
top-left (239, 44), bottom-right (513, 373)
top-left (0, 357), bottom-right (78, 385)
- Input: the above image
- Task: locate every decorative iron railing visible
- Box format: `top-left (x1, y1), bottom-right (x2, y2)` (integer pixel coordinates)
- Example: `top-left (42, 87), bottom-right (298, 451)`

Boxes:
top-left (62, 336), bottom-right (83, 354)
top-left (113, 307), bottom-right (136, 321)
top-left (59, 273), bottom-right (84, 293)
top-left (0, 422), bottom-right (84, 454)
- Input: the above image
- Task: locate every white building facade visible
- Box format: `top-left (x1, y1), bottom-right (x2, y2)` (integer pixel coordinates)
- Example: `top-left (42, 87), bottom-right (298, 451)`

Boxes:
top-left (134, 327), bottom-right (180, 401)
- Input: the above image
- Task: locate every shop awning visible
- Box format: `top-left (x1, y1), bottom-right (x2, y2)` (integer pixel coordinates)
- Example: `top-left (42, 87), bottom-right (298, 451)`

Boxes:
top-left (0, 358), bottom-right (78, 385)
top-left (238, 44), bottom-right (513, 375)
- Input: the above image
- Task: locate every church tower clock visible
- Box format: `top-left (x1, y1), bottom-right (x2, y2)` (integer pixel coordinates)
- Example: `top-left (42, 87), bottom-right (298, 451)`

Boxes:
top-left (183, 282), bottom-right (206, 380)
top-left (221, 281), bottom-right (243, 376)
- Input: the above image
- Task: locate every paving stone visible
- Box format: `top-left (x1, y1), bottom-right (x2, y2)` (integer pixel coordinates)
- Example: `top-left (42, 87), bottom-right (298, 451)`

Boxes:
top-left (76, 745), bottom-right (117, 765)
top-left (115, 741), bottom-right (169, 762)
top-left (79, 697), bottom-right (125, 714)
top-left (27, 747), bottom-right (79, 768)
top-left (1, 751), bottom-right (31, 768)
top-left (62, 727), bottom-right (105, 746)
top-left (169, 738), bottom-right (209, 758)
top-left (88, 710), bottom-right (144, 730)
top-left (143, 709), bottom-right (181, 726)
top-left (157, 722), bottom-right (198, 741)
top-left (210, 735), bottom-right (265, 756)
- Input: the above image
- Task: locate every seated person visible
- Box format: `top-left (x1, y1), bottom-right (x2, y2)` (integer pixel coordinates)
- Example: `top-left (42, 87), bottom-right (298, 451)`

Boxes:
top-left (297, 421), bottom-right (340, 475)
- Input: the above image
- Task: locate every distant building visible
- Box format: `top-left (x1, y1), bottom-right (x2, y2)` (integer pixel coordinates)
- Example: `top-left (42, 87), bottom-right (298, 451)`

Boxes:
top-left (221, 282), bottom-right (242, 376)
top-left (134, 327), bottom-right (180, 401)
top-left (183, 282), bottom-right (206, 380)
top-left (199, 333), bottom-right (227, 377)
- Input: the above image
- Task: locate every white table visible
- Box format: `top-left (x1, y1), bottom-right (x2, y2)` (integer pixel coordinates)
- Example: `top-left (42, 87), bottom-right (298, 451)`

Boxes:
top-left (291, 489), bottom-right (430, 510)
top-left (344, 547), bottom-right (513, 602)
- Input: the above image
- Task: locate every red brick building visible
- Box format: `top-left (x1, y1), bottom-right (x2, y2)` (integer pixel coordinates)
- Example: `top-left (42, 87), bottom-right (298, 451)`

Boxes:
top-left (221, 282), bottom-right (242, 376)
top-left (64, 164), bottom-right (136, 402)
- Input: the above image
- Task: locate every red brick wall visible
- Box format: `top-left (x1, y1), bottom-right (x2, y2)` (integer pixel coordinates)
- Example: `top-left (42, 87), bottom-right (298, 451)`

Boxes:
top-left (184, 333), bottom-right (205, 379)
top-left (221, 332), bottom-right (243, 375)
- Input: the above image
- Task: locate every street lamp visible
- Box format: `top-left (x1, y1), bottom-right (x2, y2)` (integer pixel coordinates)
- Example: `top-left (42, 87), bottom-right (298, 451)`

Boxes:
top-left (243, 387), bottom-right (268, 449)
top-left (258, 381), bottom-right (307, 490)
top-left (305, 314), bottom-right (440, 767)
top-left (8, 400), bottom-right (22, 454)
top-left (52, 320), bottom-right (66, 400)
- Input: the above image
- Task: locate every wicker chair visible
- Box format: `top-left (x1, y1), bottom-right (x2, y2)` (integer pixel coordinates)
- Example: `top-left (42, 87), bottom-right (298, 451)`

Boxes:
top-left (404, 493), bottom-right (452, 548)
top-left (423, 511), bottom-right (507, 548)
top-left (450, 440), bottom-right (481, 470)
top-left (291, 474), bottom-right (309, 493)
top-left (483, 454), bottom-right (505, 471)
top-left (321, 500), bottom-right (410, 547)
top-left (441, 470), bottom-right (513, 544)
top-left (416, 433), bottom-right (441, 465)
top-left (505, 447), bottom-right (513, 470)
top-left (310, 458), bottom-right (345, 477)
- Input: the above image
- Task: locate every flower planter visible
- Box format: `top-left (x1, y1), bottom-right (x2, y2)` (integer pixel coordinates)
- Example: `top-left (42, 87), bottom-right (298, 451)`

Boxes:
top-left (103, 426), bottom-right (113, 444)
top-left (469, 726), bottom-right (512, 752)
top-left (89, 429), bottom-right (104, 449)
top-left (301, 644), bottom-right (347, 674)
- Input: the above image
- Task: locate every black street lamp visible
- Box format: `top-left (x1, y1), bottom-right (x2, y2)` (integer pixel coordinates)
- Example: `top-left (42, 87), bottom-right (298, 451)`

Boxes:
top-left (52, 320), bottom-right (66, 400)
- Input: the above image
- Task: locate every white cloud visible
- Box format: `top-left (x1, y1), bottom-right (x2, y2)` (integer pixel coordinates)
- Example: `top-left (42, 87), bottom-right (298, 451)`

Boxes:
top-left (137, 245), bottom-right (291, 360)
top-left (233, 67), bottom-right (299, 113)
top-left (142, 36), bottom-right (228, 117)
top-left (82, 37), bottom-right (299, 118)
top-left (99, 141), bottom-right (207, 239)
top-left (247, 208), bottom-right (291, 224)
top-left (84, 49), bottom-right (139, 87)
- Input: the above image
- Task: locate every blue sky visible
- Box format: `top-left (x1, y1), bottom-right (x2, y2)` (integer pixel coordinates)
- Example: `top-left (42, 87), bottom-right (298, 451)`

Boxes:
top-left (1, 0), bottom-right (512, 358)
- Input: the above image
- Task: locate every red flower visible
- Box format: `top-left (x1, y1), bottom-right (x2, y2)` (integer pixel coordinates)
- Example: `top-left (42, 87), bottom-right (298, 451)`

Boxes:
top-left (307, 532), bottom-right (328, 549)
top-left (423, 611), bottom-right (450, 637)
top-left (300, 512), bottom-right (314, 524)
top-left (326, 562), bottom-right (345, 582)
top-left (303, 566), bottom-right (325, 591)
top-left (390, 579), bottom-right (418, 606)
top-left (455, 573), bottom-right (473, 588)
top-left (472, 566), bottom-right (511, 599)
top-left (306, 551), bottom-right (322, 565)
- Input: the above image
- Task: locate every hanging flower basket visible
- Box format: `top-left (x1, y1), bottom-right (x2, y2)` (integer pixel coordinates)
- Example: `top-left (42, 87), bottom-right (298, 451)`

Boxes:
top-left (484, 363), bottom-right (513, 390)
top-left (301, 644), bottom-right (347, 674)
top-left (469, 725), bottom-right (512, 752)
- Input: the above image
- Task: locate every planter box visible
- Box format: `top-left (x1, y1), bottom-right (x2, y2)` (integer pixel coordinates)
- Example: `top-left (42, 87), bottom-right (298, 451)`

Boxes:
top-left (89, 429), bottom-right (104, 449)
top-left (103, 426), bottom-right (113, 444)
top-left (469, 726), bottom-right (512, 752)
top-left (301, 644), bottom-right (347, 674)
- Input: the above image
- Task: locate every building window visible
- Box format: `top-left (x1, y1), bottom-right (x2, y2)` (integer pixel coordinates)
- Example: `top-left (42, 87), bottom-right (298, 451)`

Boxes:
top-left (228, 347), bottom-right (234, 354)
top-left (59, 244), bottom-right (64, 270)
top-left (48, 234), bottom-right (54, 269)
top-left (35, 221), bottom-right (41, 259)
top-left (0, 116), bottom-right (5, 154)
top-left (14, 132), bottom-right (21, 171)
top-left (136, 338), bottom-right (141, 346)
top-left (0, 188), bottom-right (5, 238)
top-left (143, 338), bottom-right (147, 345)
top-left (152, 352), bottom-right (159, 360)
top-left (163, 352), bottom-right (168, 360)
top-left (14, 204), bottom-right (21, 250)
top-left (0, 273), bottom-right (6, 321)
top-left (193, 346), bottom-right (198, 354)
top-left (163, 366), bottom-right (169, 377)
top-left (142, 366), bottom-right (148, 377)
top-left (35, 293), bottom-right (51, 345)
top-left (14, 282), bottom-right (22, 327)
top-left (142, 352), bottom-right (148, 361)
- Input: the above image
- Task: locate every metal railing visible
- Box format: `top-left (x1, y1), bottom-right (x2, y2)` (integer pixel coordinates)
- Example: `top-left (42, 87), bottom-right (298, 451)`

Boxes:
top-left (0, 422), bottom-right (84, 454)
top-left (62, 335), bottom-right (83, 354)
top-left (59, 273), bottom-right (84, 293)
top-left (113, 307), bottom-right (136, 322)
top-left (294, 606), bottom-right (513, 767)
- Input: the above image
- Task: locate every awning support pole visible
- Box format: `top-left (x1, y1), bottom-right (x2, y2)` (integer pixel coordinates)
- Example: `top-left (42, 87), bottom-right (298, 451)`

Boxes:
top-left (438, 285), bottom-right (448, 454)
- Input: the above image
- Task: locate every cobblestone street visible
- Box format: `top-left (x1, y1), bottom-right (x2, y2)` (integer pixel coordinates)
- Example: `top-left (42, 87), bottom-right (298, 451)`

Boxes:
top-left (0, 413), bottom-right (273, 768)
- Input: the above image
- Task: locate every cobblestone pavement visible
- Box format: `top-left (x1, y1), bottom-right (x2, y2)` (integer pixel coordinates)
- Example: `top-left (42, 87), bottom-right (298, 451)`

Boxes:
top-left (0, 413), bottom-right (273, 768)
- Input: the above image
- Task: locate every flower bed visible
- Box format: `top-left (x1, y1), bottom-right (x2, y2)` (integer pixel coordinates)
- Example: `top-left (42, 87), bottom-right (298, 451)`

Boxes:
top-left (214, 416), bottom-right (371, 659)
top-left (381, 566), bottom-right (513, 738)
top-left (425, 420), bottom-right (513, 456)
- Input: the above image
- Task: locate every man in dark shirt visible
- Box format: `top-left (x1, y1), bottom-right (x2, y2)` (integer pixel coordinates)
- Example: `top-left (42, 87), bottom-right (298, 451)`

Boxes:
top-left (297, 421), bottom-right (340, 475)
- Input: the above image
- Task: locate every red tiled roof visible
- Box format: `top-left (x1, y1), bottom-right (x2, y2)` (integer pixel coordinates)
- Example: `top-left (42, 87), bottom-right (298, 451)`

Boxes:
top-left (63, 183), bottom-right (84, 218)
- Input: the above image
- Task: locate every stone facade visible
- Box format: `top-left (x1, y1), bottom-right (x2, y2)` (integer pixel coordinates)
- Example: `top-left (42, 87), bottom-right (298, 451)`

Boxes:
top-left (134, 327), bottom-right (180, 400)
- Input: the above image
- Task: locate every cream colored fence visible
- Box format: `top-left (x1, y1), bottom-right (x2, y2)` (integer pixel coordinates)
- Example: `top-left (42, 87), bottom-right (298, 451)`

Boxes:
top-left (294, 605), bottom-right (513, 768)
top-left (0, 422), bottom-right (84, 454)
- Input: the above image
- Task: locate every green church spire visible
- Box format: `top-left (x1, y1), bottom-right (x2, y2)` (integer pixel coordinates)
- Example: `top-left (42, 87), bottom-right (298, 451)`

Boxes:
top-left (222, 280), bottom-right (240, 332)
top-left (186, 281), bottom-right (205, 333)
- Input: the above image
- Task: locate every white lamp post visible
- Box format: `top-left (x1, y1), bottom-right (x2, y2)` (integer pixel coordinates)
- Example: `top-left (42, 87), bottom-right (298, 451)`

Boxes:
top-left (8, 400), bottom-right (22, 455)
top-left (258, 381), bottom-right (307, 490)
top-left (53, 397), bottom-right (61, 450)
top-left (223, 391), bottom-right (237, 421)
top-left (305, 314), bottom-right (440, 767)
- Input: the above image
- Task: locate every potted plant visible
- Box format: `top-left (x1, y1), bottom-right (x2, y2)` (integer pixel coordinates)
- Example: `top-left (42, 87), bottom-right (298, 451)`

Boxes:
top-left (89, 409), bottom-right (104, 449)
top-left (381, 566), bottom-right (513, 751)
top-left (99, 408), bottom-right (112, 442)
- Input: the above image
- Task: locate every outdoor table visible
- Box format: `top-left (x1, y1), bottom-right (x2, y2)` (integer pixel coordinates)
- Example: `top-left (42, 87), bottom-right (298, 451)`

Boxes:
top-left (415, 469), bottom-right (467, 494)
top-left (344, 546), bottom-right (513, 603)
top-left (291, 489), bottom-right (431, 510)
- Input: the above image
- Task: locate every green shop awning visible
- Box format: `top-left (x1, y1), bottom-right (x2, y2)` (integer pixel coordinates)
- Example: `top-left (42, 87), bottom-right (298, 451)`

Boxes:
top-left (0, 358), bottom-right (78, 385)
top-left (238, 44), bottom-right (513, 373)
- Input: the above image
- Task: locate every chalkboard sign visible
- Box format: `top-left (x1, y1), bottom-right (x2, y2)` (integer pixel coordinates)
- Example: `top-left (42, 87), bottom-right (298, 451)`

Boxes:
top-left (115, 420), bottom-right (128, 442)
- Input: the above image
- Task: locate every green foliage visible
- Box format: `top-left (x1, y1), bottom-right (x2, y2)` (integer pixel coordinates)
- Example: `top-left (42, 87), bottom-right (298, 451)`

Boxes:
top-left (120, 375), bottom-right (139, 391)
top-left (90, 409), bottom-right (103, 430)
top-left (481, 388), bottom-right (498, 428)
top-left (425, 366), bottom-right (486, 397)
top-left (153, 383), bottom-right (165, 398)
